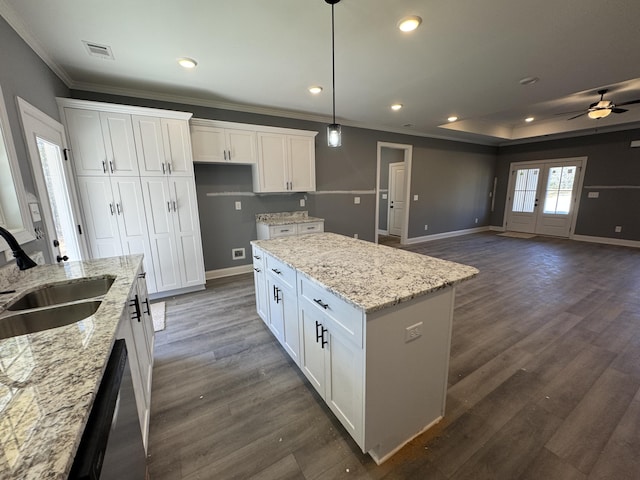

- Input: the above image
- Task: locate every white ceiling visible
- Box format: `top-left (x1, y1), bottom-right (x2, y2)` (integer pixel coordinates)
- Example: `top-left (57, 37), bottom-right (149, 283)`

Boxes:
top-left (3, 0), bottom-right (640, 146)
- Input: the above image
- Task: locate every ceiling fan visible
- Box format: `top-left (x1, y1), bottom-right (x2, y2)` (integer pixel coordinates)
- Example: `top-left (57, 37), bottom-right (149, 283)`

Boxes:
top-left (568, 89), bottom-right (640, 120)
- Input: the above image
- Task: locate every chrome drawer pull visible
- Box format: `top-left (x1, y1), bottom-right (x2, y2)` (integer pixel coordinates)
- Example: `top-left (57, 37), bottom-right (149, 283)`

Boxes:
top-left (313, 298), bottom-right (329, 309)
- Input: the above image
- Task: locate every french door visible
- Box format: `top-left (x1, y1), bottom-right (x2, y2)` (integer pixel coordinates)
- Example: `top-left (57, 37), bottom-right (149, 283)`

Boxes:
top-left (388, 162), bottom-right (405, 236)
top-left (505, 158), bottom-right (585, 237)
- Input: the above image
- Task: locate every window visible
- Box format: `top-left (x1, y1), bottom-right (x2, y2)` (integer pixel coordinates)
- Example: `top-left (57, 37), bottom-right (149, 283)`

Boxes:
top-left (512, 168), bottom-right (539, 213)
top-left (543, 166), bottom-right (576, 214)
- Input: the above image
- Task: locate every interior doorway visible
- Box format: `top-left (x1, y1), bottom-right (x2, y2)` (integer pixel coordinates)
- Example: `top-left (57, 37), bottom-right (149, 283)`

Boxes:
top-left (17, 97), bottom-right (87, 262)
top-left (504, 157), bottom-right (587, 237)
top-left (375, 142), bottom-right (413, 245)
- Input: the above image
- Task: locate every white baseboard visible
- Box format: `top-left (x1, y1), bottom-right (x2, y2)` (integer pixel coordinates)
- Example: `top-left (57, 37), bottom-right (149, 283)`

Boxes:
top-left (206, 264), bottom-right (253, 280)
top-left (377, 229), bottom-right (389, 235)
top-left (489, 225), bottom-right (505, 232)
top-left (405, 226), bottom-right (490, 244)
top-left (572, 234), bottom-right (640, 249)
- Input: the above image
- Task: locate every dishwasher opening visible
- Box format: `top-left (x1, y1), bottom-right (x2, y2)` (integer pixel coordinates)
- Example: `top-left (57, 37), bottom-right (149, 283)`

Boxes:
top-left (69, 339), bottom-right (146, 479)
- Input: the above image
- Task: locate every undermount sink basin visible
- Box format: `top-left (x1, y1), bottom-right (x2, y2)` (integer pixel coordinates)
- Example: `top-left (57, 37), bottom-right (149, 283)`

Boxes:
top-left (0, 300), bottom-right (101, 340)
top-left (6, 276), bottom-right (115, 311)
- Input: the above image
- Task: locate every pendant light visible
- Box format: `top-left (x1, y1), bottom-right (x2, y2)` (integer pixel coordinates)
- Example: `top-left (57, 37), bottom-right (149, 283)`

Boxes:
top-left (326, 0), bottom-right (342, 147)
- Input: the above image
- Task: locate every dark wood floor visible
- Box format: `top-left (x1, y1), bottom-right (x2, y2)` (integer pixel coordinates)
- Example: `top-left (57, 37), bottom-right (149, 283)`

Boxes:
top-left (147, 232), bottom-right (640, 479)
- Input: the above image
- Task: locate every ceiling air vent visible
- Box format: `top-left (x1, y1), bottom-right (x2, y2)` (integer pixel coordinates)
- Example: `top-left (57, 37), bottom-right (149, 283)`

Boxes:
top-left (82, 41), bottom-right (114, 60)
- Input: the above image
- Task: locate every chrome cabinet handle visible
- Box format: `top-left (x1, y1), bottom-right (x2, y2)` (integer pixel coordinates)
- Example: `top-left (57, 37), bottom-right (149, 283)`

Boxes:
top-left (313, 298), bottom-right (329, 309)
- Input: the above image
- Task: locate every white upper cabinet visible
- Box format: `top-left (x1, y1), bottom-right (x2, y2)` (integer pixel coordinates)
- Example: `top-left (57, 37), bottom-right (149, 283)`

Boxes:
top-left (253, 132), bottom-right (316, 193)
top-left (132, 116), bottom-right (193, 176)
top-left (65, 108), bottom-right (139, 176)
top-left (190, 121), bottom-right (257, 164)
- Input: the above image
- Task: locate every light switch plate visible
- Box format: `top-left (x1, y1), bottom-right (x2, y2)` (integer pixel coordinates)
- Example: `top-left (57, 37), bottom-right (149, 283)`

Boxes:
top-left (382, 193), bottom-right (388, 199)
top-left (235, 201), bottom-right (242, 210)
top-left (413, 195), bottom-right (419, 201)
top-left (587, 191), bottom-right (599, 198)
top-left (354, 197), bottom-right (360, 204)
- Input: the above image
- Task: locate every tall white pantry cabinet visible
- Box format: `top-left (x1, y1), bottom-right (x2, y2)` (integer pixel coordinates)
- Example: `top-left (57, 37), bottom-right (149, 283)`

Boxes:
top-left (57, 98), bottom-right (205, 297)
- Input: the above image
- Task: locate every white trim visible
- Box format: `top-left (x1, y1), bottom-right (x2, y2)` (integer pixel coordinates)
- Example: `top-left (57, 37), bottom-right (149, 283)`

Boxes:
top-left (191, 118), bottom-right (318, 137)
top-left (489, 225), bottom-right (505, 232)
top-left (206, 264), bottom-right (253, 280)
top-left (205, 192), bottom-right (256, 197)
top-left (309, 190), bottom-right (376, 195)
top-left (149, 284), bottom-right (205, 301)
top-left (405, 226), bottom-right (490, 245)
top-left (55, 97), bottom-right (193, 120)
top-left (377, 229), bottom-right (389, 235)
top-left (572, 234), bottom-right (640, 249)
top-left (583, 185), bottom-right (640, 189)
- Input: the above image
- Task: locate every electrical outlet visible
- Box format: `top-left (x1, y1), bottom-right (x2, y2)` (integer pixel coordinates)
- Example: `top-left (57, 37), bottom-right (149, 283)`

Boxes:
top-left (300, 198), bottom-right (305, 207)
top-left (475, 218), bottom-right (478, 224)
top-left (235, 201), bottom-right (242, 210)
top-left (354, 196), bottom-right (360, 204)
top-left (405, 322), bottom-right (423, 342)
top-left (382, 193), bottom-right (388, 199)
top-left (231, 248), bottom-right (245, 260)
top-left (413, 195), bottom-right (419, 201)
top-left (615, 226), bottom-right (622, 233)
top-left (354, 233), bottom-right (358, 239)
top-left (588, 191), bottom-right (599, 198)
top-left (424, 224), bottom-right (428, 231)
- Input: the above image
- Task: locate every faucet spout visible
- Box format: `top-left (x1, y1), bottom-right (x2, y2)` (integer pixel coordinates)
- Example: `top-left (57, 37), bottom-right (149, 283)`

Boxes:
top-left (0, 226), bottom-right (37, 270)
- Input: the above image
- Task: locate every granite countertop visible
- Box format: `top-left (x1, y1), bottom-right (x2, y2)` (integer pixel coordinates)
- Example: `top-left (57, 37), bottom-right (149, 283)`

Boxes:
top-left (0, 256), bottom-right (142, 480)
top-left (255, 211), bottom-right (324, 226)
top-left (252, 233), bottom-right (478, 313)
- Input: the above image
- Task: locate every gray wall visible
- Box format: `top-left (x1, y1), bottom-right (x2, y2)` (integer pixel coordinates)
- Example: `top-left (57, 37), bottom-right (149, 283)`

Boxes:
top-left (493, 129), bottom-right (640, 240)
top-left (0, 17), bottom-right (69, 266)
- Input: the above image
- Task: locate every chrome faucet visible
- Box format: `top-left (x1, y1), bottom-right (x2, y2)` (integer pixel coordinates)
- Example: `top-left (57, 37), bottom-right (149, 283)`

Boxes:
top-left (0, 226), bottom-right (37, 270)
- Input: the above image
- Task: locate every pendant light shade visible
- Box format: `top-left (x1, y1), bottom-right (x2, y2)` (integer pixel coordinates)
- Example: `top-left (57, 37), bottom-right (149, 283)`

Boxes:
top-left (326, 0), bottom-right (342, 147)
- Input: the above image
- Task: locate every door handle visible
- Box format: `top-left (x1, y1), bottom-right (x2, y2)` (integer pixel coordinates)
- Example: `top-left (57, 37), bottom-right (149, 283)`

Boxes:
top-left (130, 295), bottom-right (142, 322)
top-left (142, 297), bottom-right (150, 315)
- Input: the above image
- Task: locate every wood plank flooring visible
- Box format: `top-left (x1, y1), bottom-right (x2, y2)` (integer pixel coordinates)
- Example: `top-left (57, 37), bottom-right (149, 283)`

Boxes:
top-left (147, 232), bottom-right (640, 479)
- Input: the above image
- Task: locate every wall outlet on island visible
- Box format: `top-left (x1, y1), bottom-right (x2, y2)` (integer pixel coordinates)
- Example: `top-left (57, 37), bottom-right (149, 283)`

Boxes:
top-left (424, 224), bottom-right (428, 231)
top-left (615, 226), bottom-right (622, 233)
top-left (405, 322), bottom-right (423, 342)
top-left (354, 234), bottom-right (358, 239)
top-left (232, 248), bottom-right (246, 260)
top-left (300, 198), bottom-right (305, 207)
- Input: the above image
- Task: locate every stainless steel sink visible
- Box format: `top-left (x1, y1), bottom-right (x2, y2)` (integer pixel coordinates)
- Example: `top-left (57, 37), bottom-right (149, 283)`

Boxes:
top-left (6, 276), bottom-right (115, 311)
top-left (0, 300), bottom-right (101, 339)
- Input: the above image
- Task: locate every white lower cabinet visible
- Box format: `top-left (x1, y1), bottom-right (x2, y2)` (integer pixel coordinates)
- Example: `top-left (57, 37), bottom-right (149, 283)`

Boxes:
top-left (117, 265), bottom-right (155, 453)
top-left (252, 248), bottom-right (456, 464)
top-left (77, 176), bottom-right (157, 292)
top-left (140, 176), bottom-right (205, 293)
top-left (252, 247), bottom-right (269, 323)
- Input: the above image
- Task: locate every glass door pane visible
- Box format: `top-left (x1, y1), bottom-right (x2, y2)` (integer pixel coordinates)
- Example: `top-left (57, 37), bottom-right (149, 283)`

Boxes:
top-left (543, 166), bottom-right (576, 214)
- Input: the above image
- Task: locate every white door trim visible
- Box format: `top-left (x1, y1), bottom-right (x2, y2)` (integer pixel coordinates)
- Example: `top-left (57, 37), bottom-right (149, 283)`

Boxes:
top-left (503, 156), bottom-right (588, 238)
top-left (375, 142), bottom-right (413, 244)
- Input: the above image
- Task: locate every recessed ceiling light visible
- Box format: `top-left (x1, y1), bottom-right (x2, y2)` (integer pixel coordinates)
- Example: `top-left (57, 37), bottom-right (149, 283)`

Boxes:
top-left (398, 16), bottom-right (422, 32)
top-left (178, 57), bottom-right (198, 69)
top-left (308, 86), bottom-right (323, 94)
top-left (525, 116), bottom-right (535, 122)
top-left (391, 103), bottom-right (403, 111)
top-left (447, 116), bottom-right (458, 122)
top-left (519, 76), bottom-right (539, 86)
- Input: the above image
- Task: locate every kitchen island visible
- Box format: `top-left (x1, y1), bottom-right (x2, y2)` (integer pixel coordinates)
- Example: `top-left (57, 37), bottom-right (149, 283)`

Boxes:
top-left (251, 233), bottom-right (478, 464)
top-left (0, 255), bottom-right (151, 479)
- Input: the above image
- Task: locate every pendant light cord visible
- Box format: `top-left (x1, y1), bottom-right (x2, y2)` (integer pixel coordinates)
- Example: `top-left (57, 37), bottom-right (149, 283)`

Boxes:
top-left (331, 2), bottom-right (336, 125)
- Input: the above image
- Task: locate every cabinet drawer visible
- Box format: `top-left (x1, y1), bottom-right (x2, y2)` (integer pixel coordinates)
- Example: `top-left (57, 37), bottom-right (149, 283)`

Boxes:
top-left (299, 276), bottom-right (363, 348)
top-left (265, 254), bottom-right (296, 290)
top-left (269, 225), bottom-right (298, 238)
top-left (296, 222), bottom-right (324, 234)
top-left (252, 246), bottom-right (265, 270)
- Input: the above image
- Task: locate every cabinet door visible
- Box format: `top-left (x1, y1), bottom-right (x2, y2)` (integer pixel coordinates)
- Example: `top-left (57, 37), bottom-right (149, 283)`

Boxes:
top-left (140, 178), bottom-right (181, 292)
top-left (111, 177), bottom-right (157, 293)
top-left (65, 108), bottom-right (108, 176)
top-left (253, 267), bottom-right (269, 324)
top-left (190, 125), bottom-right (226, 162)
top-left (76, 176), bottom-right (123, 258)
top-left (288, 135), bottom-right (316, 192)
top-left (256, 133), bottom-right (288, 192)
top-left (299, 300), bottom-right (327, 394)
top-left (132, 115), bottom-right (166, 176)
top-left (226, 128), bottom-right (257, 164)
top-left (281, 282), bottom-right (300, 364)
top-left (162, 119), bottom-right (193, 176)
top-left (99, 112), bottom-right (139, 176)
top-left (168, 177), bottom-right (205, 288)
top-left (325, 331), bottom-right (364, 444)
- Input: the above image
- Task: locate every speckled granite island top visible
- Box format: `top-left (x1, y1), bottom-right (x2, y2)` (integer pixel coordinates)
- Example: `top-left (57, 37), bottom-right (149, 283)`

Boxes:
top-left (252, 233), bottom-right (478, 313)
top-left (256, 211), bottom-right (324, 226)
top-left (0, 256), bottom-right (142, 480)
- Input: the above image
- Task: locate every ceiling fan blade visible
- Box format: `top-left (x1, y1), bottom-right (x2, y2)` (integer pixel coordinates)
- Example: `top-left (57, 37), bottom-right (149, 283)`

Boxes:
top-left (615, 99), bottom-right (640, 107)
top-left (611, 108), bottom-right (628, 114)
top-left (554, 109), bottom-right (585, 116)
top-left (567, 112), bottom-right (587, 120)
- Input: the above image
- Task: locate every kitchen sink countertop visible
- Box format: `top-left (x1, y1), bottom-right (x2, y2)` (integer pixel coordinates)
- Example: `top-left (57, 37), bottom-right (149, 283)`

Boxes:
top-left (0, 255), bottom-right (142, 480)
top-left (252, 232), bottom-right (478, 313)
top-left (255, 211), bottom-right (323, 226)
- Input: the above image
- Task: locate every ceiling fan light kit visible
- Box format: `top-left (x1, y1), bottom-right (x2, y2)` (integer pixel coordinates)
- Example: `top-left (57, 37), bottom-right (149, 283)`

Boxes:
top-left (568, 88), bottom-right (640, 120)
top-left (588, 108), bottom-right (612, 119)
top-left (325, 0), bottom-right (342, 147)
